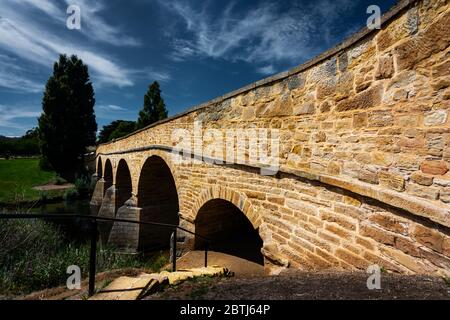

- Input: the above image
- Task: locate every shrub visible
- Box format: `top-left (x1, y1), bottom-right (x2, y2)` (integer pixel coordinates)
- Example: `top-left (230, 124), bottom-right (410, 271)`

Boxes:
top-left (74, 176), bottom-right (91, 197)
top-left (0, 217), bottom-right (166, 295)
top-left (64, 188), bottom-right (79, 201)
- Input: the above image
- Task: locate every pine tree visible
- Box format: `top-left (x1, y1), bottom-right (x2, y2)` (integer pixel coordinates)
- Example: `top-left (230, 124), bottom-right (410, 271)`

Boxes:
top-left (38, 54), bottom-right (97, 181)
top-left (136, 81), bottom-right (168, 129)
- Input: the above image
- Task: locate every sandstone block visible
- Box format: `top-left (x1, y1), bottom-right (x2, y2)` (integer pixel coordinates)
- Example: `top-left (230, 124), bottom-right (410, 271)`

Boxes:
top-left (360, 224), bottom-right (395, 245)
top-left (375, 54), bottom-right (394, 79)
top-left (420, 160), bottom-right (448, 175)
top-left (368, 213), bottom-right (408, 235)
top-left (413, 225), bottom-right (444, 253)
top-left (336, 84), bottom-right (383, 112)
top-left (406, 183), bottom-right (440, 200)
top-left (358, 168), bottom-right (379, 185)
top-left (424, 110), bottom-right (447, 126)
top-left (440, 187), bottom-right (450, 203)
top-left (410, 171), bottom-right (434, 186)
top-left (378, 171), bottom-right (405, 192)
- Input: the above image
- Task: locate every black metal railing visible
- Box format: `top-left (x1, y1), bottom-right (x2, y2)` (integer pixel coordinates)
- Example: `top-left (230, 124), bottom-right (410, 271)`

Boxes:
top-left (0, 213), bottom-right (211, 297)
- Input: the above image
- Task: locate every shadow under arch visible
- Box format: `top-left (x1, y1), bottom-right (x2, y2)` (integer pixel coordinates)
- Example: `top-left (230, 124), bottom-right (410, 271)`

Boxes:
top-left (97, 157), bottom-right (103, 179)
top-left (115, 159), bottom-right (132, 210)
top-left (137, 155), bottom-right (180, 252)
top-left (195, 199), bottom-right (264, 265)
top-left (103, 159), bottom-right (113, 196)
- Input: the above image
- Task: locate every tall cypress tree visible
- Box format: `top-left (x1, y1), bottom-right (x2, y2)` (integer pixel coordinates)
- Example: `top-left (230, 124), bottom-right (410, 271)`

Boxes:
top-left (38, 54), bottom-right (97, 181)
top-left (136, 81), bottom-right (168, 129)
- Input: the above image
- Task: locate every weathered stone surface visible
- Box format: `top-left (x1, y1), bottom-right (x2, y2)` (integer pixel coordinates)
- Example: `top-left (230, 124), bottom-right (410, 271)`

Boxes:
top-left (287, 73), bottom-right (305, 90)
top-left (335, 84), bottom-right (383, 112)
top-left (358, 168), bottom-right (379, 184)
top-left (375, 54), bottom-right (394, 79)
top-left (293, 103), bottom-right (315, 115)
top-left (440, 187), bottom-right (450, 203)
top-left (368, 213), bottom-right (408, 235)
top-left (424, 110), bottom-right (448, 126)
top-left (406, 183), bottom-right (440, 200)
top-left (395, 10), bottom-right (450, 70)
top-left (378, 171), bottom-right (405, 192)
top-left (353, 112), bottom-right (367, 128)
top-left (413, 225), bottom-right (444, 253)
top-left (360, 224), bottom-right (395, 245)
top-left (411, 171), bottom-right (434, 186)
top-left (420, 160), bottom-right (448, 175)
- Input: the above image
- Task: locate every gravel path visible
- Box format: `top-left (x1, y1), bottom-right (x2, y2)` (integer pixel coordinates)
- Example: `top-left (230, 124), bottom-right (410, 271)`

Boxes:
top-left (147, 271), bottom-right (450, 300)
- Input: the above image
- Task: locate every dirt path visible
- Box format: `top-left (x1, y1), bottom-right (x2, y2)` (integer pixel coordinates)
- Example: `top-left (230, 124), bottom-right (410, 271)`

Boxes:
top-left (176, 251), bottom-right (265, 278)
top-left (32, 183), bottom-right (74, 191)
top-left (147, 271), bottom-right (450, 300)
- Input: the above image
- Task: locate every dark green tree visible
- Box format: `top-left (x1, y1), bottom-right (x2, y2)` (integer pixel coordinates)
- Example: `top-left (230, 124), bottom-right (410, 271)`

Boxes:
top-left (38, 54), bottom-right (97, 181)
top-left (98, 120), bottom-right (136, 144)
top-left (136, 81), bottom-right (168, 129)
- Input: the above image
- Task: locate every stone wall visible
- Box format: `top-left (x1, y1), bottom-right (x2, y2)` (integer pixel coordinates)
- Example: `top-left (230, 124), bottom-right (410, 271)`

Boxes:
top-left (94, 0), bottom-right (450, 276)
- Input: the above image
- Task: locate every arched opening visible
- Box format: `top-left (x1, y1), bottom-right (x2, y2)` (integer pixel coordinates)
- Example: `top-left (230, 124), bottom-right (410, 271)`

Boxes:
top-left (115, 159), bottom-right (132, 210)
top-left (97, 157), bottom-right (103, 179)
top-left (103, 159), bottom-right (113, 195)
top-left (195, 199), bottom-right (264, 265)
top-left (137, 156), bottom-right (179, 251)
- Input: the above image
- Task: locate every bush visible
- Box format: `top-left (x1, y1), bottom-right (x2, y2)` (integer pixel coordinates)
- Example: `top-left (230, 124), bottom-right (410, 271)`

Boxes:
top-left (0, 217), bottom-right (166, 295)
top-left (64, 188), bottom-right (79, 201)
top-left (74, 176), bottom-right (91, 197)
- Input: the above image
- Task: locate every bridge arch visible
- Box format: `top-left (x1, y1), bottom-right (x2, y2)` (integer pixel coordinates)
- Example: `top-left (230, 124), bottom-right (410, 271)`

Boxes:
top-left (103, 159), bottom-right (113, 195)
top-left (137, 155), bottom-right (180, 251)
top-left (192, 187), bottom-right (264, 265)
top-left (115, 159), bottom-right (132, 210)
top-left (97, 156), bottom-right (103, 179)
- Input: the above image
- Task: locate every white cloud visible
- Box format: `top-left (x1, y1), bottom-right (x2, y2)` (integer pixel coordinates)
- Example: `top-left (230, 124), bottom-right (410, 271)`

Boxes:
top-left (95, 104), bottom-right (136, 121)
top-left (14, 0), bottom-right (61, 17)
top-left (4, 0), bottom-right (141, 47)
top-left (0, 55), bottom-right (43, 93)
top-left (0, 0), bottom-right (168, 90)
top-left (160, 0), bottom-right (356, 70)
top-left (98, 104), bottom-right (126, 111)
top-left (0, 104), bottom-right (41, 129)
top-left (257, 65), bottom-right (276, 75)
top-left (64, 0), bottom-right (141, 47)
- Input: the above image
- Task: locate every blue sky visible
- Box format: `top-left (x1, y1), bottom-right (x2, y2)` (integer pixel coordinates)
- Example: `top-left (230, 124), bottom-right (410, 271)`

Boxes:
top-left (0, 0), bottom-right (397, 137)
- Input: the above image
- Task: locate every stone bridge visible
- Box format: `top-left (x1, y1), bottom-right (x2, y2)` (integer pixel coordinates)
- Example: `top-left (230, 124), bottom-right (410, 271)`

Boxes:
top-left (91, 0), bottom-right (450, 275)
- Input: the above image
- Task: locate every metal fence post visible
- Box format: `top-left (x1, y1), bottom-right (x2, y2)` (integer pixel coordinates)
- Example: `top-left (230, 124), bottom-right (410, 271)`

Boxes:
top-left (172, 228), bottom-right (177, 272)
top-left (204, 242), bottom-right (208, 268)
top-left (88, 219), bottom-right (98, 297)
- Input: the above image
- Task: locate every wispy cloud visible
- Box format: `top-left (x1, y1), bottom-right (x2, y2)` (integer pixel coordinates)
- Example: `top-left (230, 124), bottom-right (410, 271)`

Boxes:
top-left (0, 0), bottom-right (168, 90)
top-left (257, 65), bottom-right (276, 75)
top-left (160, 0), bottom-right (356, 73)
top-left (7, 0), bottom-right (141, 47)
top-left (0, 54), bottom-right (43, 93)
top-left (98, 104), bottom-right (126, 111)
top-left (0, 104), bottom-right (41, 130)
top-left (95, 103), bottom-right (139, 121)
top-left (64, 0), bottom-right (141, 47)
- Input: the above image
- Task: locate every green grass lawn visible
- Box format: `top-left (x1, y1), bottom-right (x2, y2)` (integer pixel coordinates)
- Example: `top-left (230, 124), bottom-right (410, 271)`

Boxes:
top-left (0, 158), bottom-right (58, 204)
